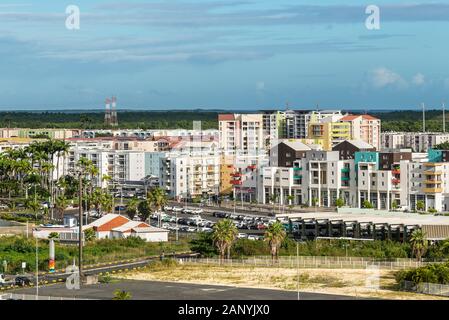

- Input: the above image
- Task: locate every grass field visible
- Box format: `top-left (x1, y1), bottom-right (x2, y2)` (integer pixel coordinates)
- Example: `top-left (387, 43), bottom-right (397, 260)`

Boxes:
top-left (117, 261), bottom-right (448, 300)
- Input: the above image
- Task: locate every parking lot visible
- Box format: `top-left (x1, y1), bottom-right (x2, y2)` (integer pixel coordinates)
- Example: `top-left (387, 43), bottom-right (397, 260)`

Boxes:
top-left (148, 205), bottom-right (290, 240)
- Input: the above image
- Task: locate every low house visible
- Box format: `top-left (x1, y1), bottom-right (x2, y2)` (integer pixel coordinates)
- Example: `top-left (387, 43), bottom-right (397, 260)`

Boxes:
top-left (84, 214), bottom-right (169, 242)
top-left (130, 226), bottom-right (169, 242)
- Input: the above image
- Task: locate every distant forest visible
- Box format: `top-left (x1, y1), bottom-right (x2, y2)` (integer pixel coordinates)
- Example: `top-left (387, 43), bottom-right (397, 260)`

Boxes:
top-left (0, 109), bottom-right (447, 132)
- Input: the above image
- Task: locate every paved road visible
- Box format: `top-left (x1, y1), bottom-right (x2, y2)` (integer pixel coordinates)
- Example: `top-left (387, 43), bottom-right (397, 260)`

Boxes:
top-left (11, 279), bottom-right (359, 300)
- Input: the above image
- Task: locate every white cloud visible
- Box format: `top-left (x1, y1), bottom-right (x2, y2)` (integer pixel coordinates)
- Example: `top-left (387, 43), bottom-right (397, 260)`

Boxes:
top-left (370, 67), bottom-right (407, 88)
top-left (256, 81), bottom-right (265, 91)
top-left (412, 73), bottom-right (425, 86)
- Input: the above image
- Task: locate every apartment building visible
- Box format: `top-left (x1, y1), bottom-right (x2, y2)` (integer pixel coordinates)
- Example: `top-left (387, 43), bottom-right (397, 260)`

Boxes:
top-left (381, 132), bottom-right (449, 152)
top-left (401, 154), bottom-right (449, 212)
top-left (284, 110), bottom-right (344, 139)
top-left (218, 114), bottom-right (264, 154)
top-left (0, 128), bottom-right (78, 139)
top-left (269, 140), bottom-right (311, 167)
top-left (307, 114), bottom-right (351, 151)
top-left (262, 149), bottom-right (357, 207)
top-left (339, 114), bottom-right (381, 150)
top-left (65, 147), bottom-right (146, 187)
top-left (160, 152), bottom-right (220, 199)
top-left (262, 111), bottom-right (286, 150)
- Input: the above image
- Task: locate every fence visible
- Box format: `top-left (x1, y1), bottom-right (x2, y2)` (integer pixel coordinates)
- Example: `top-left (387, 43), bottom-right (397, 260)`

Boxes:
top-left (178, 256), bottom-right (430, 270)
top-left (0, 293), bottom-right (87, 300)
top-left (400, 280), bottom-right (449, 297)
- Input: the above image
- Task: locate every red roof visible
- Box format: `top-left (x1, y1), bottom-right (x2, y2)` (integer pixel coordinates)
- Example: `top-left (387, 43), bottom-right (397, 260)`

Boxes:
top-left (340, 114), bottom-right (379, 121)
top-left (218, 114), bottom-right (235, 121)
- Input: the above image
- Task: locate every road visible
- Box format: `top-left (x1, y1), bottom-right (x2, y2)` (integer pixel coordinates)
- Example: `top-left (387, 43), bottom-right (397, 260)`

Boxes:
top-left (1, 253), bottom-right (197, 287)
top-left (10, 279), bottom-right (360, 300)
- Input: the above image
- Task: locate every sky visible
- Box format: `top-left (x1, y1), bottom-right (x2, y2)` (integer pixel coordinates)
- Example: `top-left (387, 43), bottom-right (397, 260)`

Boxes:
top-left (1, 0), bottom-right (449, 111)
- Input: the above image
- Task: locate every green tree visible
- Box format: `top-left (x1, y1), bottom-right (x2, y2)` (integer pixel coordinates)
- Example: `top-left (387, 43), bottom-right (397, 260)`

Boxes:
top-left (335, 198), bottom-right (345, 208)
top-left (211, 219), bottom-right (238, 262)
top-left (84, 228), bottom-right (96, 242)
top-left (48, 232), bottom-right (59, 240)
top-left (126, 197), bottom-right (139, 220)
top-left (362, 200), bottom-right (373, 209)
top-left (137, 200), bottom-right (151, 222)
top-left (416, 200), bottom-right (425, 212)
top-left (410, 229), bottom-right (428, 261)
top-left (391, 200), bottom-right (398, 211)
top-left (264, 221), bottom-right (287, 263)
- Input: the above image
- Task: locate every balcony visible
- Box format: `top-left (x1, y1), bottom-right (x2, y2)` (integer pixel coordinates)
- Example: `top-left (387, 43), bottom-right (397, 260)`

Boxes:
top-left (424, 163), bottom-right (441, 167)
top-left (293, 175), bottom-right (302, 179)
top-left (293, 167), bottom-right (302, 171)
top-left (230, 180), bottom-right (243, 185)
top-left (341, 168), bottom-right (350, 173)
top-left (392, 178), bottom-right (400, 185)
top-left (231, 172), bottom-right (242, 177)
top-left (424, 180), bottom-right (442, 184)
top-left (392, 169), bottom-right (400, 175)
top-left (247, 165), bottom-right (257, 170)
top-left (424, 170), bottom-right (442, 175)
top-left (341, 176), bottom-right (350, 181)
top-left (424, 187), bottom-right (443, 193)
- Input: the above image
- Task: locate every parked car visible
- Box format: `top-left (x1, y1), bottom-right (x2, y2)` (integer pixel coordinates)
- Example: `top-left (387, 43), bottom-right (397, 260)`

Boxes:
top-left (172, 206), bottom-right (183, 212)
top-left (0, 274), bottom-right (6, 285)
top-left (0, 204), bottom-right (9, 210)
top-left (257, 223), bottom-right (268, 230)
top-left (186, 227), bottom-right (197, 233)
top-left (15, 276), bottom-right (31, 287)
top-left (237, 233), bottom-right (248, 239)
top-left (192, 208), bottom-right (204, 214)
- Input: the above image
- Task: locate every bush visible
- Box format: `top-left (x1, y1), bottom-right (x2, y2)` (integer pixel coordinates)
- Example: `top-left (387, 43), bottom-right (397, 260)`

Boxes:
top-left (396, 262), bottom-right (449, 285)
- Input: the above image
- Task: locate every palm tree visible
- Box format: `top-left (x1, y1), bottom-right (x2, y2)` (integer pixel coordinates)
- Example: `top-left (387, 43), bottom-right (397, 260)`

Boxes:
top-left (100, 190), bottom-right (114, 214)
top-left (55, 195), bottom-right (68, 219)
top-left (147, 187), bottom-right (168, 227)
top-left (126, 197), bottom-right (139, 220)
top-left (211, 219), bottom-right (238, 263)
top-left (264, 221), bottom-right (287, 264)
top-left (410, 229), bottom-right (428, 262)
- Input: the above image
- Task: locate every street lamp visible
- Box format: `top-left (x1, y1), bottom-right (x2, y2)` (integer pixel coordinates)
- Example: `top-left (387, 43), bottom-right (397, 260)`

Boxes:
top-left (78, 173), bottom-right (84, 284)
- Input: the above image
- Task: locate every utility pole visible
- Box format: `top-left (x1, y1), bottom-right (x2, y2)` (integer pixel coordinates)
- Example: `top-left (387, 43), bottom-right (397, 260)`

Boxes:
top-left (422, 103), bottom-right (426, 133)
top-left (78, 173), bottom-right (83, 285)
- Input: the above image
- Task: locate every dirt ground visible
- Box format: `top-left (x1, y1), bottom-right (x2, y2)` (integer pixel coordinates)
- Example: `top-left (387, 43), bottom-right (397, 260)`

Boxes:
top-left (116, 263), bottom-right (448, 300)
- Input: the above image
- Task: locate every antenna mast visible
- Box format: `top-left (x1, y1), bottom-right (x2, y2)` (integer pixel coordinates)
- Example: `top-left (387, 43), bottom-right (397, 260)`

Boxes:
top-left (443, 101), bottom-right (446, 133)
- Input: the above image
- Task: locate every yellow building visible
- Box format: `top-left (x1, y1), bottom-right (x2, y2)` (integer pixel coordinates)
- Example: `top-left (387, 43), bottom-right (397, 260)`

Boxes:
top-left (307, 119), bottom-right (351, 151)
top-left (219, 155), bottom-right (235, 195)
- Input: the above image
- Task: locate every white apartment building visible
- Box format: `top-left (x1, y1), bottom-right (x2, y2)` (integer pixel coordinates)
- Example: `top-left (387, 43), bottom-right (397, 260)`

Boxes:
top-left (381, 132), bottom-right (449, 152)
top-left (401, 160), bottom-right (449, 212)
top-left (230, 152), bottom-right (269, 203)
top-left (357, 162), bottom-right (400, 210)
top-left (262, 151), bottom-right (356, 207)
top-left (218, 114), bottom-right (264, 154)
top-left (64, 147), bottom-right (146, 187)
top-left (160, 152), bottom-right (220, 199)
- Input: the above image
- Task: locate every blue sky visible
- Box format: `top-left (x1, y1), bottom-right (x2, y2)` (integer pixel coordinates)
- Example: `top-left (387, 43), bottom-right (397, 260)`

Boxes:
top-left (1, 0), bottom-right (449, 111)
